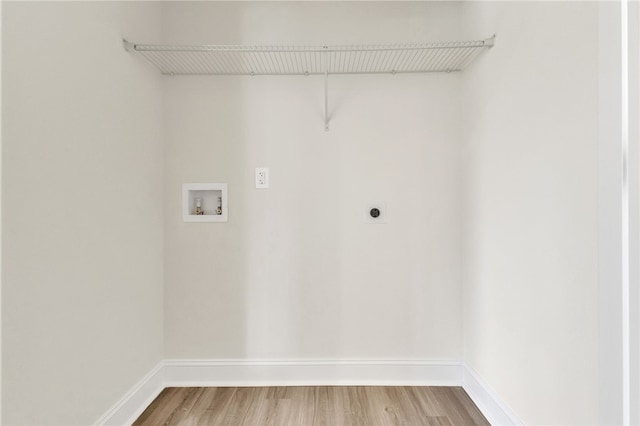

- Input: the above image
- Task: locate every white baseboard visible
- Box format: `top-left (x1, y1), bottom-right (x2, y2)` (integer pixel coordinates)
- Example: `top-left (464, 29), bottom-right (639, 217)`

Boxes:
top-left (163, 359), bottom-right (463, 387)
top-left (462, 364), bottom-right (523, 426)
top-left (95, 360), bottom-right (522, 426)
top-left (94, 362), bottom-right (164, 426)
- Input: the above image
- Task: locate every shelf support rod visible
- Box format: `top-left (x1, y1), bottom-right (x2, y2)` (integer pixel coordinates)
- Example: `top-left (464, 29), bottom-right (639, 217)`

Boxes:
top-left (324, 70), bottom-right (329, 131)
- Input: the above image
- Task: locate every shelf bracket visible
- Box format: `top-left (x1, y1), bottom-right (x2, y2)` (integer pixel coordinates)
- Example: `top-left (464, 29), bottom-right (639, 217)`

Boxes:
top-left (324, 70), bottom-right (329, 131)
top-left (123, 39), bottom-right (135, 52)
top-left (484, 34), bottom-right (496, 48)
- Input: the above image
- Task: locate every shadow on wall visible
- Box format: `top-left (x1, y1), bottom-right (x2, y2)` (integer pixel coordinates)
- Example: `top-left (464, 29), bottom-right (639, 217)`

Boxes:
top-left (164, 76), bottom-right (345, 361)
top-left (239, 75), bottom-right (345, 361)
top-left (163, 3), bottom-right (349, 362)
top-left (162, 4), bottom-right (250, 359)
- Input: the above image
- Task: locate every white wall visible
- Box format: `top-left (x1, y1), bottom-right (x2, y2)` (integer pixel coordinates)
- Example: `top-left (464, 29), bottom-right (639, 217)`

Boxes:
top-left (629, 3), bottom-right (640, 423)
top-left (162, 2), bottom-right (466, 360)
top-left (598, 2), bottom-right (627, 423)
top-left (1, 0), bottom-right (4, 421)
top-left (461, 2), bottom-right (599, 424)
top-left (1, 2), bottom-right (610, 424)
top-left (2, 3), bottom-right (164, 424)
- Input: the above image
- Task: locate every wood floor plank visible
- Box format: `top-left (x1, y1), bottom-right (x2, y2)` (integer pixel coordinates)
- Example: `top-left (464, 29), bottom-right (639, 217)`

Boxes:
top-left (450, 387), bottom-right (490, 425)
top-left (385, 386), bottom-right (430, 425)
top-left (430, 387), bottom-right (480, 426)
top-left (133, 386), bottom-right (490, 426)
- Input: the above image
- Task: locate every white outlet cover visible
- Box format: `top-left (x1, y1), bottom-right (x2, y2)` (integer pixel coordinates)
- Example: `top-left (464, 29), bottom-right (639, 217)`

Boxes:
top-left (364, 203), bottom-right (386, 224)
top-left (255, 167), bottom-right (269, 189)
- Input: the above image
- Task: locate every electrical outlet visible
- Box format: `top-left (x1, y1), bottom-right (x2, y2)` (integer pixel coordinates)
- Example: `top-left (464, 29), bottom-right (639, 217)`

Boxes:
top-left (255, 168), bottom-right (269, 188)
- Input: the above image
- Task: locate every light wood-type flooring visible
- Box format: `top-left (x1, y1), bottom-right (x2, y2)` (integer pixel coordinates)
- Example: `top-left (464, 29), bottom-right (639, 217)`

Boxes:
top-left (133, 386), bottom-right (490, 426)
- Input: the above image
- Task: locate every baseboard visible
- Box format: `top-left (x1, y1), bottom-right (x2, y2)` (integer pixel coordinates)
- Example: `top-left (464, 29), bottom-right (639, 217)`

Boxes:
top-left (94, 362), bottom-right (164, 426)
top-left (96, 360), bottom-right (522, 426)
top-left (462, 364), bottom-right (523, 426)
top-left (163, 359), bottom-right (463, 387)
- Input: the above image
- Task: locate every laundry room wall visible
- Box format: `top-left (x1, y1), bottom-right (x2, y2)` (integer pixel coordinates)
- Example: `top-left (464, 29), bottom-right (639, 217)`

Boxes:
top-left (460, 2), bottom-right (599, 424)
top-left (2, 2), bottom-right (165, 424)
top-left (161, 2), bottom-right (467, 361)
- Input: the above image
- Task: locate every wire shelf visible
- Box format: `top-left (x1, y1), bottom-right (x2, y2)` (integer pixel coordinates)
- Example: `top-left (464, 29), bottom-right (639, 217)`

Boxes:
top-left (124, 37), bottom-right (495, 130)
top-left (124, 37), bottom-right (494, 76)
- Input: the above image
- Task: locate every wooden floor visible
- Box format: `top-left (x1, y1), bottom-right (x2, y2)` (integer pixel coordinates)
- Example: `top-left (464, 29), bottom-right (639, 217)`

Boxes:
top-left (133, 386), bottom-right (490, 426)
